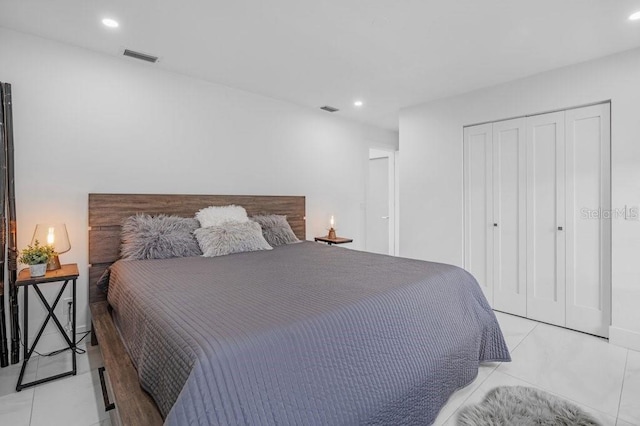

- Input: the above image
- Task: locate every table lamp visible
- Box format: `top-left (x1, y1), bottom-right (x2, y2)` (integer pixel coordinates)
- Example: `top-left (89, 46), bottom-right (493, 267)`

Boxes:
top-left (328, 215), bottom-right (337, 239)
top-left (31, 223), bottom-right (70, 270)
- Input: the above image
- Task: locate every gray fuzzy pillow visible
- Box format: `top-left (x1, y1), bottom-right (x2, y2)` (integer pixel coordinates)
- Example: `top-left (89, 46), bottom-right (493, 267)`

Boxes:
top-left (194, 221), bottom-right (272, 257)
top-left (251, 215), bottom-right (300, 247)
top-left (121, 214), bottom-right (202, 260)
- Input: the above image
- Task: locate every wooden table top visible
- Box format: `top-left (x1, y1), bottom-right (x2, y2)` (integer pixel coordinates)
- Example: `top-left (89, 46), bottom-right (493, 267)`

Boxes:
top-left (16, 263), bottom-right (79, 286)
top-left (314, 236), bottom-right (354, 244)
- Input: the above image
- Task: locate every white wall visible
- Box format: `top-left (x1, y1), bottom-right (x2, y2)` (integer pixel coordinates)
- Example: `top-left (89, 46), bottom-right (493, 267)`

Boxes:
top-left (399, 46), bottom-right (640, 350)
top-left (0, 27), bottom-right (398, 351)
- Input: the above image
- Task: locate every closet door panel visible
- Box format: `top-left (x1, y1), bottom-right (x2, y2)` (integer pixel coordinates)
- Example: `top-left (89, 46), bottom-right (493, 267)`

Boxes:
top-left (526, 111), bottom-right (565, 326)
top-left (492, 118), bottom-right (526, 316)
top-left (464, 124), bottom-right (493, 303)
top-left (565, 103), bottom-right (611, 337)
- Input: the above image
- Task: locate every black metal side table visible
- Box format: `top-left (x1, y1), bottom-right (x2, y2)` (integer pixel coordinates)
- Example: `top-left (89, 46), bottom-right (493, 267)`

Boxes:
top-left (16, 263), bottom-right (79, 391)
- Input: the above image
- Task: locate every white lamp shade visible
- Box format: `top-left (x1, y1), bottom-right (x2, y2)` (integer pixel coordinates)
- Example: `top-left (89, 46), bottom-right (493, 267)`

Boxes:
top-left (31, 223), bottom-right (71, 254)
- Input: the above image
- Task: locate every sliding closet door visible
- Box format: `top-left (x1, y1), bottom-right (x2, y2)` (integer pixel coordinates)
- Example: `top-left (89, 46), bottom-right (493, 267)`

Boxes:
top-left (565, 103), bottom-right (611, 337)
top-left (464, 124), bottom-right (493, 303)
top-left (526, 111), bottom-right (565, 326)
top-left (492, 118), bottom-right (527, 316)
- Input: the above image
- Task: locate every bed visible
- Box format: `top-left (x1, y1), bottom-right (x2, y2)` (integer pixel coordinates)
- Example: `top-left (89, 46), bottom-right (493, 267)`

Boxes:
top-left (88, 193), bottom-right (510, 426)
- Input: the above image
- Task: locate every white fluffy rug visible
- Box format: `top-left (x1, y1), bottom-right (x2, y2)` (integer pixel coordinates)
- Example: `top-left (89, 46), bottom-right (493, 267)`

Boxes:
top-left (457, 386), bottom-right (602, 426)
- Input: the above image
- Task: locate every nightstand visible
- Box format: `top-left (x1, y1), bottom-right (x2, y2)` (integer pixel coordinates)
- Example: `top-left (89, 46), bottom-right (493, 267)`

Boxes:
top-left (15, 263), bottom-right (79, 391)
top-left (314, 236), bottom-right (353, 246)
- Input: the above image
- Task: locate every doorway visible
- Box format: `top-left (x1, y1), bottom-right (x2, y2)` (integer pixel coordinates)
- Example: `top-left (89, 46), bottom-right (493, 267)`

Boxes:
top-left (366, 148), bottom-right (397, 255)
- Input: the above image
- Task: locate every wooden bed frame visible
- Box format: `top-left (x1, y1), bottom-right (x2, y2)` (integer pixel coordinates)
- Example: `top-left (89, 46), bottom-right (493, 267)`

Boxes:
top-left (88, 193), bottom-right (306, 425)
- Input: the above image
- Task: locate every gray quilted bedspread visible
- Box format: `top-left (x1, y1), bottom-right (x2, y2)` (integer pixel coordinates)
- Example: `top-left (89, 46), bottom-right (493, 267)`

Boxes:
top-left (106, 241), bottom-right (510, 425)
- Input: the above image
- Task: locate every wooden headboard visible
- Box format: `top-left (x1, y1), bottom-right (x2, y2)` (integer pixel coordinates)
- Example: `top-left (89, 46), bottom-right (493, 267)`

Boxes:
top-left (88, 193), bottom-right (306, 304)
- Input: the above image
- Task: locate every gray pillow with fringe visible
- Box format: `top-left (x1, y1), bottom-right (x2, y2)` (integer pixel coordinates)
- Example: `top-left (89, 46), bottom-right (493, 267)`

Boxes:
top-left (251, 215), bottom-right (299, 247)
top-left (96, 266), bottom-right (111, 294)
top-left (195, 221), bottom-right (272, 257)
top-left (121, 214), bottom-right (202, 260)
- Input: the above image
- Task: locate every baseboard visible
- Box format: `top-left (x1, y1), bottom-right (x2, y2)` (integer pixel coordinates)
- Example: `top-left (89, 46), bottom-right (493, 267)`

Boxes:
top-left (609, 326), bottom-right (640, 351)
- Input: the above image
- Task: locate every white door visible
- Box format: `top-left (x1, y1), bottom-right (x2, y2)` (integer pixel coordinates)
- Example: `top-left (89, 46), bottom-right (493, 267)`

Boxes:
top-left (492, 118), bottom-right (527, 316)
top-left (565, 103), bottom-right (611, 337)
top-left (367, 156), bottom-right (390, 254)
top-left (464, 124), bottom-right (494, 303)
top-left (526, 111), bottom-right (566, 327)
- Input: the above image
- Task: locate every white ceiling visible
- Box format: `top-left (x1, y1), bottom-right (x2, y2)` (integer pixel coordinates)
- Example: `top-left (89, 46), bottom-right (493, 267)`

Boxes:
top-left (1, 0), bottom-right (640, 130)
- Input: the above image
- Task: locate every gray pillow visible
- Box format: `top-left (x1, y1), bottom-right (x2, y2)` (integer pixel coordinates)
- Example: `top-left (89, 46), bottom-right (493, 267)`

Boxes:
top-left (251, 215), bottom-right (300, 247)
top-left (121, 214), bottom-right (202, 260)
top-left (194, 221), bottom-right (272, 257)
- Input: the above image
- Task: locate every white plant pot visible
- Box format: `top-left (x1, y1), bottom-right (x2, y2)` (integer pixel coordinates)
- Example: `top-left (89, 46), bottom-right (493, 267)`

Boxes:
top-left (29, 263), bottom-right (47, 277)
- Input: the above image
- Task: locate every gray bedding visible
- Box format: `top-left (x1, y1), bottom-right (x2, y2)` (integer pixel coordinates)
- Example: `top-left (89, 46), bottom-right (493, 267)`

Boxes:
top-left (107, 241), bottom-right (510, 425)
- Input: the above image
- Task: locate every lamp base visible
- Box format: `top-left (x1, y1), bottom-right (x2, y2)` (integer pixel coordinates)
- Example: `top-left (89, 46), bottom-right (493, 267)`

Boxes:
top-left (47, 255), bottom-right (61, 271)
top-left (327, 228), bottom-right (337, 239)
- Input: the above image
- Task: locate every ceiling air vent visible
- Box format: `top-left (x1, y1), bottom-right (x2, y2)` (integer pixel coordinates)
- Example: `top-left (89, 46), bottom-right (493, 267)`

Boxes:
top-left (123, 49), bottom-right (159, 63)
top-left (320, 105), bottom-right (339, 113)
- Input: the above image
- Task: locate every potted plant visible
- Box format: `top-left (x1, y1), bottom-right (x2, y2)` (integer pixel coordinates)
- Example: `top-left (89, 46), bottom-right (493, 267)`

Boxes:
top-left (19, 240), bottom-right (55, 277)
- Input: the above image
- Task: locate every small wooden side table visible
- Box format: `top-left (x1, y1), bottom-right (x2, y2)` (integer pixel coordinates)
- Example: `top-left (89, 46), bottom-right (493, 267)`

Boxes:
top-left (16, 263), bottom-right (79, 391)
top-left (314, 236), bottom-right (353, 246)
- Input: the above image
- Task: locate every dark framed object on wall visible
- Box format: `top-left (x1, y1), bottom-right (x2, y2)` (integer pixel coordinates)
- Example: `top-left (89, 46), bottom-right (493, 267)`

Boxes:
top-left (0, 82), bottom-right (19, 367)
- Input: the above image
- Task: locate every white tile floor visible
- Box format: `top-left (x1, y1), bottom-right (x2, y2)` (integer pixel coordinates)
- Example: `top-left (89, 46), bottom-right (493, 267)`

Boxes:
top-left (434, 312), bottom-right (640, 426)
top-left (0, 342), bottom-right (108, 426)
top-left (0, 312), bottom-right (638, 425)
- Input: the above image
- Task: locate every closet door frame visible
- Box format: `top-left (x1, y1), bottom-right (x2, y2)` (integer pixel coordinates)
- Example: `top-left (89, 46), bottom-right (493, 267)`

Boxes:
top-left (463, 123), bottom-right (494, 303)
top-left (525, 111), bottom-right (566, 327)
top-left (492, 118), bottom-right (527, 316)
top-left (565, 103), bottom-right (611, 337)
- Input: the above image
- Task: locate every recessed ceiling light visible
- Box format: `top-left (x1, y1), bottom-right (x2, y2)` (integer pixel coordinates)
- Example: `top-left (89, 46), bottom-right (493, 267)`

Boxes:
top-left (354, 100), bottom-right (364, 107)
top-left (102, 18), bottom-right (119, 28)
top-left (629, 11), bottom-right (640, 20)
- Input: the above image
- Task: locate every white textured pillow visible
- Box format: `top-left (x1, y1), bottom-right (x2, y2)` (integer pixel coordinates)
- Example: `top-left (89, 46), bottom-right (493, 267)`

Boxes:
top-left (195, 221), bottom-right (272, 257)
top-left (195, 204), bottom-right (249, 227)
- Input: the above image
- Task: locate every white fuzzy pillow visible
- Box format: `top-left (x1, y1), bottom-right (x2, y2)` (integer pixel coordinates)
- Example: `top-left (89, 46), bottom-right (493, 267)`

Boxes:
top-left (194, 221), bottom-right (272, 257)
top-left (195, 204), bottom-right (249, 227)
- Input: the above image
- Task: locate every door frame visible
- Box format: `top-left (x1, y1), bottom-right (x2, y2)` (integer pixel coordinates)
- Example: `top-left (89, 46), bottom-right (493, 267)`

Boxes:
top-left (368, 148), bottom-right (398, 256)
